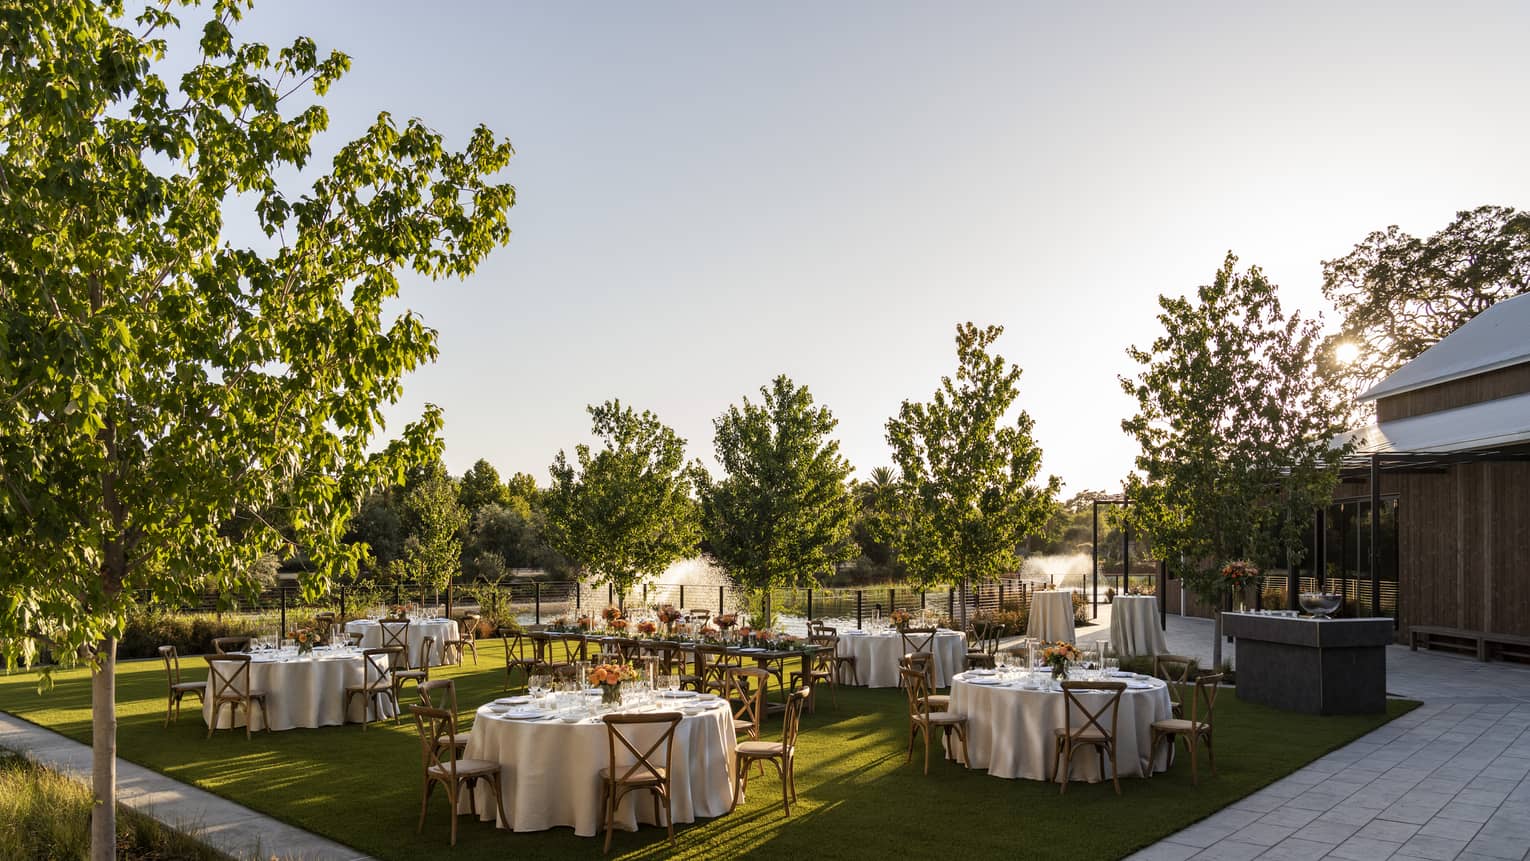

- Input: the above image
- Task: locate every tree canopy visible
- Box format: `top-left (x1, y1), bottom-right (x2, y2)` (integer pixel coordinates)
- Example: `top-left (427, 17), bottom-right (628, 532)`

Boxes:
top-left (1321, 205), bottom-right (1530, 410)
top-left (696, 376), bottom-right (858, 607)
top-left (885, 323), bottom-right (1060, 608)
top-left (458, 458), bottom-right (510, 512)
top-left (392, 461), bottom-right (468, 592)
top-left (1121, 254), bottom-right (1348, 668)
top-left (543, 401), bottom-right (699, 600)
top-left (0, 2), bottom-right (513, 855)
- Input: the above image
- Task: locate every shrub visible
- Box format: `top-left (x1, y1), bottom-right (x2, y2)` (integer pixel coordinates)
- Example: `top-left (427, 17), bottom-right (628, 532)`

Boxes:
top-left (0, 752), bottom-right (227, 860)
top-left (970, 608), bottom-right (1027, 637)
top-left (1072, 591), bottom-right (1089, 624)
top-left (118, 608), bottom-right (267, 659)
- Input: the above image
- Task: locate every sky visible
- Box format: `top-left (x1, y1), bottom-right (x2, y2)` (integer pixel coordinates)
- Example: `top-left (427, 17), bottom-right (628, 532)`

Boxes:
top-left (208, 1), bottom-right (1530, 494)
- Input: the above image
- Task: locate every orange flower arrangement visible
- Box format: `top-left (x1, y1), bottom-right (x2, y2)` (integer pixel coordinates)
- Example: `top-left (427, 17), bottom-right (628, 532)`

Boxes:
top-left (714, 613), bottom-right (738, 630)
top-left (587, 662), bottom-right (640, 704)
top-left (609, 617), bottom-right (628, 632)
top-left (600, 605), bottom-right (623, 623)
top-left (637, 620), bottom-right (657, 636)
top-left (658, 605), bottom-right (683, 629)
top-left (889, 609), bottom-right (912, 630)
top-left (577, 615), bottom-right (594, 630)
top-left (287, 627), bottom-right (318, 654)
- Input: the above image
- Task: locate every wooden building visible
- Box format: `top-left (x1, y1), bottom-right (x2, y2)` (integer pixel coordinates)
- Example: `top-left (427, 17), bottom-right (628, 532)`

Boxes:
top-left (1325, 293), bottom-right (1530, 656)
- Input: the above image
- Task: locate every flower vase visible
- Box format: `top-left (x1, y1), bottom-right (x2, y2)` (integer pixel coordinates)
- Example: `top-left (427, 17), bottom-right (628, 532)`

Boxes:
top-left (1050, 660), bottom-right (1068, 682)
top-left (601, 683), bottom-right (623, 707)
top-left (297, 643), bottom-right (314, 659)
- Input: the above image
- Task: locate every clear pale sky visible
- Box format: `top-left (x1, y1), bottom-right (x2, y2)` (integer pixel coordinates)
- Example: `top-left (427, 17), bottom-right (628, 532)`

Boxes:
top-left (223, 2), bottom-right (1530, 494)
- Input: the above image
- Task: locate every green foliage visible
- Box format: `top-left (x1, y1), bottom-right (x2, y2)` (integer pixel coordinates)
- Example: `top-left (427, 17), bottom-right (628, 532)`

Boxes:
top-left (463, 502), bottom-right (567, 577)
top-left (116, 607), bottom-right (267, 660)
top-left (1320, 205), bottom-right (1530, 411)
top-left (848, 466), bottom-right (907, 579)
top-left (543, 401), bottom-right (699, 599)
top-left (1121, 254), bottom-right (1347, 606)
top-left (458, 459), bottom-right (510, 512)
top-left (0, 0), bottom-right (513, 662)
top-left (460, 576), bottom-right (517, 629)
top-left (344, 490), bottom-right (405, 576)
top-left (389, 461), bottom-right (467, 591)
top-left (885, 323), bottom-right (1061, 592)
top-left (0, 753), bottom-right (228, 861)
top-left (696, 376), bottom-right (858, 608)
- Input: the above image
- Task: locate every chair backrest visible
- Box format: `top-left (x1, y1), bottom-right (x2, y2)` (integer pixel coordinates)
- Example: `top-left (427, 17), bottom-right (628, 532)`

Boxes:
top-left (459, 613), bottom-right (479, 642)
top-left (1154, 654), bottom-right (1196, 710)
top-left (602, 711), bottom-right (682, 786)
top-left (158, 645), bottom-right (182, 685)
top-left (900, 652), bottom-right (936, 689)
top-left (1189, 672), bottom-right (1223, 727)
top-left (205, 654), bottom-right (252, 701)
top-left (361, 647), bottom-right (397, 687)
top-left (808, 635), bottom-right (837, 670)
top-left (1059, 681), bottom-right (1126, 743)
top-left (212, 636), bottom-right (250, 654)
top-left (900, 667), bottom-right (935, 719)
top-left (687, 610), bottom-right (711, 625)
top-left (379, 619), bottom-right (411, 652)
top-left (781, 687), bottom-right (810, 751)
top-left (501, 628), bottom-right (529, 664)
top-left (417, 636), bottom-right (435, 669)
top-left (645, 640), bottom-right (680, 675)
top-left (550, 663), bottom-right (580, 684)
top-left (901, 627), bottom-right (938, 679)
top-left (417, 678), bottom-right (458, 712)
top-left (808, 620), bottom-right (836, 637)
top-left (410, 704), bottom-right (463, 774)
top-left (969, 621), bottom-right (998, 655)
top-left (726, 666), bottom-right (768, 737)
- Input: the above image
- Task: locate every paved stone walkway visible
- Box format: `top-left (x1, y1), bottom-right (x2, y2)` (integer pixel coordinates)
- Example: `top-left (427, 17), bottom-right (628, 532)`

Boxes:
top-left (0, 713), bottom-right (374, 861)
top-left (1128, 616), bottom-right (1530, 861)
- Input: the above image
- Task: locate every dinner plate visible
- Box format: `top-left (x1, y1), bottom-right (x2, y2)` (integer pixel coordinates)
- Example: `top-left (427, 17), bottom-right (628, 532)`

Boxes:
top-left (968, 669), bottom-right (997, 676)
top-left (737, 647), bottom-right (765, 653)
top-left (682, 706), bottom-right (704, 715)
top-left (659, 690), bottom-right (698, 699)
top-left (695, 693), bottom-right (721, 702)
top-left (1127, 680), bottom-right (1154, 690)
top-left (965, 677), bottom-right (1003, 685)
top-left (1106, 671), bottom-right (1134, 678)
top-left (494, 696), bottom-right (529, 705)
top-left (502, 708), bottom-right (544, 720)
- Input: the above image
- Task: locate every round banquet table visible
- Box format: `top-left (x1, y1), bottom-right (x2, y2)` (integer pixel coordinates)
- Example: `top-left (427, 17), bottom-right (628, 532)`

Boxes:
top-left (201, 646), bottom-right (393, 732)
top-left (944, 670), bottom-right (1173, 781)
top-left (1109, 595), bottom-right (1168, 657)
top-left (836, 629), bottom-right (967, 688)
top-left (345, 618), bottom-right (459, 667)
top-left (1027, 590), bottom-right (1076, 644)
top-left (459, 699), bottom-right (738, 836)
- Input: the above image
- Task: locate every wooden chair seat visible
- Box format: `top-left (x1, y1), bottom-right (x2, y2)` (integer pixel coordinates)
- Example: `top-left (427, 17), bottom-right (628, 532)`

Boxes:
top-left (346, 681), bottom-right (393, 694)
top-left (598, 764), bottom-right (667, 785)
top-left (914, 710), bottom-right (966, 727)
top-left (427, 758), bottom-right (500, 780)
top-left (214, 688), bottom-right (268, 700)
top-left (921, 693), bottom-right (950, 711)
top-left (1151, 718), bottom-right (1207, 734)
top-left (737, 739), bottom-right (784, 757)
top-left (1055, 726), bottom-right (1110, 741)
top-left (171, 681), bottom-right (207, 694)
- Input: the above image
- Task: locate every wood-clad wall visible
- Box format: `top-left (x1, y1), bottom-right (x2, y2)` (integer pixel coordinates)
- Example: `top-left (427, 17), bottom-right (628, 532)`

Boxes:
top-left (1337, 461), bottom-right (1530, 638)
top-left (1376, 362), bottom-right (1530, 421)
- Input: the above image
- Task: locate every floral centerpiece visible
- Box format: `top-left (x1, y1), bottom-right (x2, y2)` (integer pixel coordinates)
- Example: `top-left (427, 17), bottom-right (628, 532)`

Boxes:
top-left (637, 620), bottom-right (657, 636)
top-left (1221, 560), bottom-right (1261, 609)
top-left (577, 614), bottom-right (594, 631)
top-left (609, 617), bottom-right (629, 633)
top-left (588, 662), bottom-right (640, 706)
top-left (1041, 641), bottom-right (1081, 680)
top-left (288, 627), bottom-right (318, 656)
top-left (385, 603), bottom-right (413, 622)
top-left (601, 605), bottom-right (623, 624)
top-left (889, 609), bottom-right (912, 631)
top-left (657, 604), bottom-right (683, 632)
top-left (714, 613), bottom-right (737, 631)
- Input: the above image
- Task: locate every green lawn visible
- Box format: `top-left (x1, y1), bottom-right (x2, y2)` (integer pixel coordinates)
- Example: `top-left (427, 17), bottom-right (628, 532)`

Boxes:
top-left (0, 641), bottom-right (1415, 861)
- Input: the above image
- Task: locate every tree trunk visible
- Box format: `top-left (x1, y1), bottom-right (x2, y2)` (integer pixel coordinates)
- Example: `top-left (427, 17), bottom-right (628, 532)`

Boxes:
top-left (958, 578), bottom-right (969, 631)
top-left (90, 636), bottom-right (117, 861)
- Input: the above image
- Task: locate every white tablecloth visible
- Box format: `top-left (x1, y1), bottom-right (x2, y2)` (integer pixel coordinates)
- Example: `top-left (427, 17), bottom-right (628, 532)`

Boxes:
top-left (1028, 591), bottom-right (1076, 644)
top-left (1109, 596), bottom-right (1168, 657)
top-left (460, 702), bottom-right (737, 836)
top-left (345, 618), bottom-right (459, 667)
top-left (836, 630), bottom-right (967, 688)
top-left (201, 647), bottom-right (393, 732)
top-left (945, 671), bottom-right (1173, 781)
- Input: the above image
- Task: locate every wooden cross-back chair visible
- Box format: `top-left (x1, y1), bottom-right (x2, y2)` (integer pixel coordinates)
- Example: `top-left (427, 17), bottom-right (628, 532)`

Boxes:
top-left (501, 628), bottom-right (537, 691)
top-left (687, 644), bottom-right (737, 694)
top-left (900, 667), bottom-right (967, 775)
top-left (965, 620), bottom-right (999, 669)
top-left (725, 666), bottom-right (769, 741)
top-left (599, 711), bottom-right (683, 853)
top-left (313, 612), bottom-right (338, 645)
top-left (204, 653), bottom-right (270, 740)
top-left (158, 645), bottom-right (206, 727)
top-left (732, 687), bottom-right (810, 817)
top-left (789, 635), bottom-right (838, 712)
top-left (810, 623), bottom-right (859, 685)
top-left (1051, 681), bottom-right (1126, 795)
top-left (899, 652), bottom-right (948, 712)
top-left (344, 646), bottom-right (401, 730)
top-left (1152, 672), bottom-right (1223, 785)
top-left (379, 619), bottom-right (413, 668)
top-left (394, 635), bottom-right (433, 699)
top-left (1153, 654), bottom-right (1197, 718)
top-left (443, 613), bottom-right (478, 666)
top-left (410, 704), bottom-right (506, 847)
top-left (899, 628), bottom-right (939, 685)
top-left (417, 678), bottom-right (469, 759)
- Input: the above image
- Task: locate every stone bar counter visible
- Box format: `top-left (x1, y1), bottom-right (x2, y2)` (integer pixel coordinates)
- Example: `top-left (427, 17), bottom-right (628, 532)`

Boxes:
top-left (1221, 612), bottom-right (1394, 715)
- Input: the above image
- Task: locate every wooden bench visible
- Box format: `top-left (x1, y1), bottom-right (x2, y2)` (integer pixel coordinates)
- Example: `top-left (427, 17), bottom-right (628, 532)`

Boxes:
top-left (1410, 625), bottom-right (1530, 662)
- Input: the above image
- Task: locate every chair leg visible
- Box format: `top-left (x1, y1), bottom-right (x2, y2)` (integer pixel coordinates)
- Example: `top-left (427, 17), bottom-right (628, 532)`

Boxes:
top-left (924, 726), bottom-right (932, 775)
top-left (602, 781), bottom-right (616, 854)
top-left (449, 781), bottom-right (459, 848)
top-left (206, 702), bottom-right (218, 739)
top-left (730, 754), bottom-right (744, 813)
top-left (490, 773), bottom-right (509, 829)
top-left (1205, 732), bottom-right (1216, 776)
top-left (1189, 735), bottom-right (1199, 786)
top-left (418, 778), bottom-right (436, 834)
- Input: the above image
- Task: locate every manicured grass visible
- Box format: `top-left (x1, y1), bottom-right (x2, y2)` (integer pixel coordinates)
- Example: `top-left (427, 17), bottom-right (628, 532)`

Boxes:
top-left (0, 641), bottom-right (1416, 861)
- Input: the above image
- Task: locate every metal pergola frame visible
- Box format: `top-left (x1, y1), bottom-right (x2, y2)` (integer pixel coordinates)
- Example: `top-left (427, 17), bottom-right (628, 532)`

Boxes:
top-left (1090, 494), bottom-right (1168, 631)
